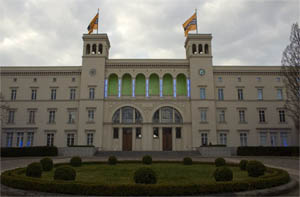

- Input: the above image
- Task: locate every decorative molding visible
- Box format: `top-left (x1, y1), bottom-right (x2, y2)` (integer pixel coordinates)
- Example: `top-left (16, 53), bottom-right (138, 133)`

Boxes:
top-left (0, 71), bottom-right (81, 76)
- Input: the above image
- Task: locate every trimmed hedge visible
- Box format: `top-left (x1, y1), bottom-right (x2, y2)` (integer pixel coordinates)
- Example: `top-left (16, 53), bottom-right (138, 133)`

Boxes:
top-left (239, 160), bottom-right (248, 171)
top-left (26, 162), bottom-right (42, 178)
top-left (70, 157), bottom-right (82, 167)
top-left (40, 158), bottom-right (53, 171)
top-left (142, 155), bottom-right (152, 165)
top-left (1, 161), bottom-right (290, 196)
top-left (247, 160), bottom-right (266, 177)
top-left (54, 166), bottom-right (76, 181)
top-left (215, 157), bottom-right (226, 167)
top-left (237, 146), bottom-right (299, 156)
top-left (1, 146), bottom-right (58, 157)
top-left (183, 157), bottom-right (193, 165)
top-left (134, 167), bottom-right (157, 184)
top-left (213, 167), bottom-right (233, 182)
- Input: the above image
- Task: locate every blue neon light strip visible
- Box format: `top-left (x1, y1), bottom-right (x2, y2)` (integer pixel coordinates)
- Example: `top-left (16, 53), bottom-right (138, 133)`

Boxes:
top-left (132, 79), bottom-right (135, 97)
top-left (160, 79), bottom-right (163, 97)
top-left (187, 79), bottom-right (191, 97)
top-left (118, 79), bottom-right (121, 98)
top-left (146, 79), bottom-right (149, 97)
top-left (104, 79), bottom-right (108, 98)
top-left (173, 79), bottom-right (176, 97)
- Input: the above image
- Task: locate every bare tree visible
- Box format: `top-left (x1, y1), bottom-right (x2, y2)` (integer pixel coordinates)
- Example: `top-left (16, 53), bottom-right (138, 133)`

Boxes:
top-left (281, 23), bottom-right (300, 131)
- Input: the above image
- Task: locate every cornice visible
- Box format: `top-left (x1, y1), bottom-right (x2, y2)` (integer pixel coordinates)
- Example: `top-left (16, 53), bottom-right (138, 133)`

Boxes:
top-left (0, 71), bottom-right (81, 76)
top-left (106, 59), bottom-right (189, 68)
top-left (213, 71), bottom-right (282, 75)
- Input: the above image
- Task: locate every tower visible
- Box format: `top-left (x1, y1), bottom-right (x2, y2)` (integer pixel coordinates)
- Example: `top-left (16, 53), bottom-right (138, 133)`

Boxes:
top-left (185, 34), bottom-right (217, 148)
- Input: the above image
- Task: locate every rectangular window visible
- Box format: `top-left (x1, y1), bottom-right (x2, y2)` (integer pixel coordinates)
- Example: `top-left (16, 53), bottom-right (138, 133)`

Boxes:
top-left (31, 89), bottom-right (37, 100)
top-left (218, 88), bottom-right (224, 100)
top-left (67, 133), bottom-right (75, 146)
top-left (29, 110), bottom-right (35, 124)
top-left (26, 132), bottom-right (34, 147)
top-left (219, 133), bottom-right (227, 145)
top-left (176, 127), bottom-right (181, 139)
top-left (113, 128), bottom-right (119, 139)
top-left (68, 111), bottom-right (76, 124)
top-left (279, 110), bottom-right (285, 123)
top-left (260, 132), bottom-right (267, 146)
top-left (87, 133), bottom-right (94, 145)
top-left (8, 110), bottom-right (15, 123)
top-left (257, 88), bottom-right (263, 100)
top-left (218, 77), bottom-right (222, 82)
top-left (200, 110), bottom-right (207, 122)
top-left (270, 132), bottom-right (277, 146)
top-left (277, 89), bottom-right (283, 100)
top-left (153, 127), bottom-right (159, 139)
top-left (51, 89), bottom-right (56, 100)
top-left (11, 89), bottom-right (17, 100)
top-left (88, 110), bottom-right (94, 122)
top-left (239, 110), bottom-right (245, 123)
top-left (237, 89), bottom-right (243, 100)
top-left (136, 127), bottom-right (142, 139)
top-left (70, 88), bottom-right (76, 100)
top-left (240, 133), bottom-right (247, 146)
top-left (201, 133), bottom-right (208, 146)
top-left (280, 132), bottom-right (288, 147)
top-left (49, 111), bottom-right (55, 123)
top-left (16, 132), bottom-right (24, 147)
top-left (219, 110), bottom-right (225, 123)
top-left (89, 88), bottom-right (95, 100)
top-left (259, 110), bottom-right (265, 123)
top-left (6, 133), bottom-right (13, 147)
top-left (200, 88), bottom-right (206, 100)
top-left (47, 133), bottom-right (54, 146)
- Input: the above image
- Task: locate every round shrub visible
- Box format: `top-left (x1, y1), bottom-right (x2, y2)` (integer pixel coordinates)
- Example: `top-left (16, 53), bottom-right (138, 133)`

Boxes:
top-left (215, 157), bottom-right (226, 167)
top-left (134, 167), bottom-right (157, 184)
top-left (26, 162), bottom-right (42, 178)
top-left (54, 166), bottom-right (76, 181)
top-left (108, 156), bottom-right (117, 165)
top-left (246, 160), bottom-right (266, 177)
top-left (239, 160), bottom-right (248, 171)
top-left (70, 156), bottom-right (82, 167)
top-left (183, 157), bottom-right (193, 165)
top-left (142, 155), bottom-right (152, 165)
top-left (213, 167), bottom-right (233, 182)
top-left (40, 157), bottom-right (53, 171)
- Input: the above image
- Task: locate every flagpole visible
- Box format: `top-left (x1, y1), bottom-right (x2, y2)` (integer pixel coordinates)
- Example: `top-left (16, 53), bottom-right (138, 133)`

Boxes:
top-left (97, 8), bottom-right (99, 34)
top-left (195, 8), bottom-right (198, 34)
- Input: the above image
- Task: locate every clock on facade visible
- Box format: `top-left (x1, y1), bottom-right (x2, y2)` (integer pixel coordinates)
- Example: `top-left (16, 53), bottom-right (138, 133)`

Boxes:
top-left (89, 68), bottom-right (96, 76)
top-left (199, 69), bottom-right (205, 76)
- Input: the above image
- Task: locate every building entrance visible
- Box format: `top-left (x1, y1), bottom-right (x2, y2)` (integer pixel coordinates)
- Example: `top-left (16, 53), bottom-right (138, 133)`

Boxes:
top-left (163, 127), bottom-right (172, 151)
top-left (122, 128), bottom-right (132, 151)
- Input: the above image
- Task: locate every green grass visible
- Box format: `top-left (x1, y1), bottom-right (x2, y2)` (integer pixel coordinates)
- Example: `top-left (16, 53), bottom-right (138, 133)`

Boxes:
top-left (20, 163), bottom-right (271, 185)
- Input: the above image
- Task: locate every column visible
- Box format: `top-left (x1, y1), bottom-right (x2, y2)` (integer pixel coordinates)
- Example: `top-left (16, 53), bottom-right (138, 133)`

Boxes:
top-left (159, 127), bottom-right (163, 151)
top-left (146, 78), bottom-right (149, 97)
top-left (132, 78), bottom-right (135, 97)
top-left (118, 78), bottom-right (121, 98)
top-left (160, 78), bottom-right (163, 97)
top-left (187, 78), bottom-right (191, 97)
top-left (172, 127), bottom-right (176, 151)
top-left (173, 78), bottom-right (176, 98)
top-left (104, 79), bottom-right (108, 98)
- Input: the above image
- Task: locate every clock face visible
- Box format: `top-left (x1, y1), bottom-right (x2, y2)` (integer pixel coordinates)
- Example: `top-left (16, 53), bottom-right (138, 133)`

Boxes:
top-left (89, 68), bottom-right (96, 76)
top-left (199, 69), bottom-right (205, 76)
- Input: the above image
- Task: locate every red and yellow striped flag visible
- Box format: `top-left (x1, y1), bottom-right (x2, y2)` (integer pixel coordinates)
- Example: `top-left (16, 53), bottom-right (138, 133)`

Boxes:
top-left (87, 13), bottom-right (99, 34)
top-left (182, 13), bottom-right (197, 37)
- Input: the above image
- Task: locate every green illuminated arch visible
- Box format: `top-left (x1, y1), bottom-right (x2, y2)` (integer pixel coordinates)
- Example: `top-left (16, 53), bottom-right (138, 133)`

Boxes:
top-left (135, 74), bottom-right (145, 96)
top-left (176, 74), bottom-right (187, 96)
top-left (122, 74), bottom-right (132, 96)
top-left (163, 74), bottom-right (173, 96)
top-left (149, 74), bottom-right (159, 96)
top-left (108, 74), bottom-right (118, 96)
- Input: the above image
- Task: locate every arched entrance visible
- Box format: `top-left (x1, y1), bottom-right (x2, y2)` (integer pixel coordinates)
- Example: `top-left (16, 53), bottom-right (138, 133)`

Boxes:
top-left (152, 107), bottom-right (183, 151)
top-left (112, 106), bottom-right (143, 151)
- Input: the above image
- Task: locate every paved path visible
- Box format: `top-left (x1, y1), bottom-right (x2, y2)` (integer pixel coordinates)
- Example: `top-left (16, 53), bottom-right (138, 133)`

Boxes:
top-left (1, 155), bottom-right (299, 196)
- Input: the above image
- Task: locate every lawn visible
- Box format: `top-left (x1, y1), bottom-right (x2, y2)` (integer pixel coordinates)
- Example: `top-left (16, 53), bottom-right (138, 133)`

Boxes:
top-left (21, 163), bottom-right (269, 184)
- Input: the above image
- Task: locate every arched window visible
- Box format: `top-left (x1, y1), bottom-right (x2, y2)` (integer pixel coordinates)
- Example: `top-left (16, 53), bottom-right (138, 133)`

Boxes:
top-left (112, 106), bottom-right (143, 124)
top-left (149, 74), bottom-right (159, 96)
top-left (205, 44), bottom-right (209, 54)
top-left (176, 74), bottom-right (187, 96)
top-left (198, 44), bottom-right (203, 54)
top-left (163, 74), bottom-right (173, 96)
top-left (92, 44), bottom-right (97, 54)
top-left (152, 107), bottom-right (183, 123)
top-left (192, 44), bottom-right (197, 54)
top-left (108, 74), bottom-right (118, 96)
top-left (135, 74), bottom-right (146, 96)
top-left (98, 44), bottom-right (103, 54)
top-left (86, 44), bottom-right (90, 55)
top-left (122, 74), bottom-right (132, 96)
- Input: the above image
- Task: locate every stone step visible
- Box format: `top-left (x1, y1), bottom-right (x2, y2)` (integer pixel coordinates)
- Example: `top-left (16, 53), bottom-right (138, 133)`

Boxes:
top-left (94, 151), bottom-right (200, 158)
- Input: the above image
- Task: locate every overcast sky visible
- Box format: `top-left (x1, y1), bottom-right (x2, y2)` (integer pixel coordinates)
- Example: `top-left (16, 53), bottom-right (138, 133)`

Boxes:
top-left (0, 0), bottom-right (299, 66)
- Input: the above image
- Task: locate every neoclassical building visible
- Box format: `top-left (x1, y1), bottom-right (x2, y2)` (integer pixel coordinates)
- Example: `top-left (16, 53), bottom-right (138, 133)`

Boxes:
top-left (1, 33), bottom-right (299, 151)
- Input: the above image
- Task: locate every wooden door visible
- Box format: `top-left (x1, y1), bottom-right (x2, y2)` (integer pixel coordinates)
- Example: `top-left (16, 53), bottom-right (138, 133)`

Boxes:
top-left (122, 128), bottom-right (132, 151)
top-left (163, 128), bottom-right (172, 151)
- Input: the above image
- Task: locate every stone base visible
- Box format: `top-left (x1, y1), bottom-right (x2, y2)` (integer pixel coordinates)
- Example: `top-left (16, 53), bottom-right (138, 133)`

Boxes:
top-left (197, 147), bottom-right (237, 157)
top-left (58, 147), bottom-right (96, 157)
